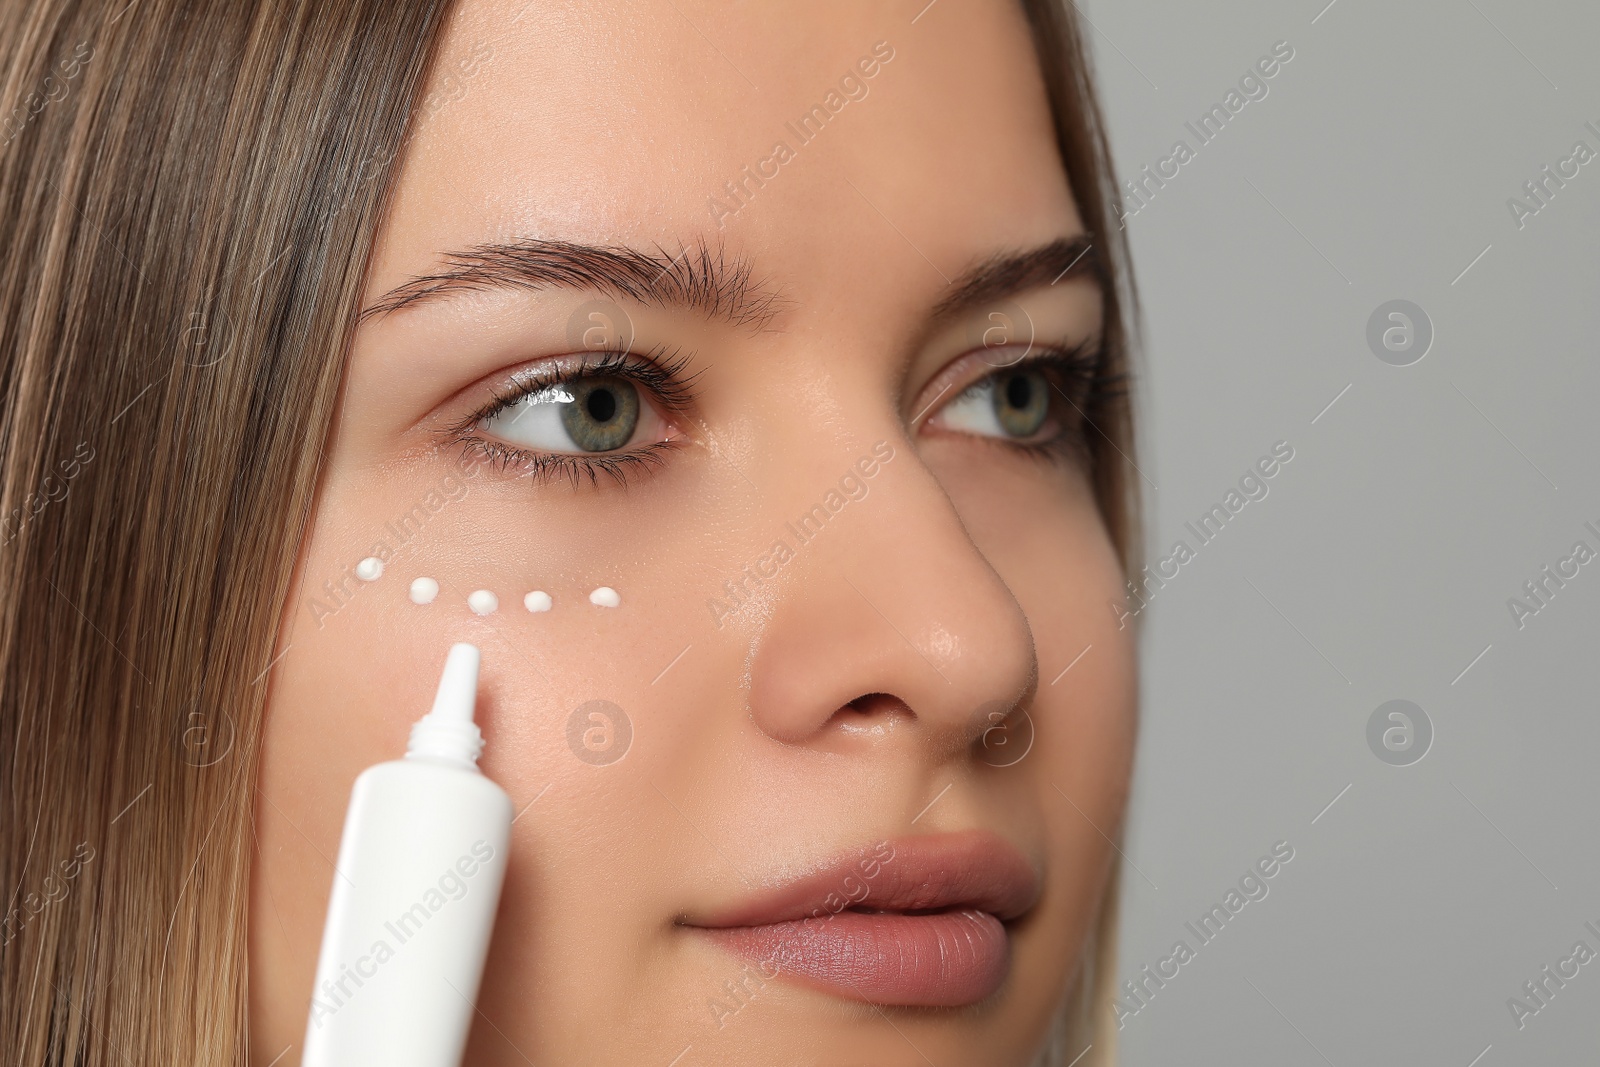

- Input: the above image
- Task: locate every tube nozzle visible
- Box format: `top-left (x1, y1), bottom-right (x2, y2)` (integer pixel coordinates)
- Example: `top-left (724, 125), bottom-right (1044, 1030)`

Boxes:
top-left (429, 642), bottom-right (482, 723)
top-left (407, 642), bottom-right (485, 768)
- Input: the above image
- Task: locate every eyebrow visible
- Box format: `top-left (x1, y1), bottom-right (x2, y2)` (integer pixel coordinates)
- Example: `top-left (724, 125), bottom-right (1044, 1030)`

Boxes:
top-left (930, 235), bottom-right (1105, 324)
top-left (359, 233), bottom-right (1103, 331)
top-left (358, 237), bottom-right (787, 328)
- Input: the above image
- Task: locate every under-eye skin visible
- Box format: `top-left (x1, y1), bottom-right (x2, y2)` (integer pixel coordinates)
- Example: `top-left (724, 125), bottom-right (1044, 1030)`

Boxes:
top-left (446, 346), bottom-right (699, 486)
top-left (920, 339), bottom-right (1113, 461)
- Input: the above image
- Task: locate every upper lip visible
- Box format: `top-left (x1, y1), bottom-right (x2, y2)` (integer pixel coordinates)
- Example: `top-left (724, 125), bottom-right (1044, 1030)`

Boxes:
top-left (687, 829), bottom-right (1041, 928)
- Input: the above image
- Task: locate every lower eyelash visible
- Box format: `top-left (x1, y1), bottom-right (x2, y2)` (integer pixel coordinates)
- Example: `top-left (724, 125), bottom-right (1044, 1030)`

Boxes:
top-left (455, 435), bottom-right (682, 488)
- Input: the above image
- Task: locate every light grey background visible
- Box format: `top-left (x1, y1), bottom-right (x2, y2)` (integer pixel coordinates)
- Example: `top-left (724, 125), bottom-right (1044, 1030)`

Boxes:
top-left (1084, 2), bottom-right (1600, 1064)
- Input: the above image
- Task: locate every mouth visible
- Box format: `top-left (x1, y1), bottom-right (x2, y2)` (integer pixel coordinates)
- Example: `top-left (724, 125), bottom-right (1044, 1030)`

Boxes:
top-left (685, 829), bottom-right (1040, 1008)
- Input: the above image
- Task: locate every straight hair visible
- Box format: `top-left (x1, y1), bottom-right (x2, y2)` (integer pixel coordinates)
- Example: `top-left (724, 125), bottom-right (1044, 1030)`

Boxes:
top-left (0, 2), bottom-right (454, 1062)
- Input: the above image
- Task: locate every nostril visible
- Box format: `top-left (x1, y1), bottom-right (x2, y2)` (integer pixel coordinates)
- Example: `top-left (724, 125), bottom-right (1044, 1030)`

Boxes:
top-left (818, 693), bottom-right (914, 742)
top-left (841, 693), bottom-right (908, 718)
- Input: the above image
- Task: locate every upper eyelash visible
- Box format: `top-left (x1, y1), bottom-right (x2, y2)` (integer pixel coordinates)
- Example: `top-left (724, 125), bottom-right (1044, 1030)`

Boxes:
top-left (1018, 337), bottom-right (1104, 380)
top-left (948, 337), bottom-right (1115, 409)
top-left (458, 343), bottom-right (702, 431)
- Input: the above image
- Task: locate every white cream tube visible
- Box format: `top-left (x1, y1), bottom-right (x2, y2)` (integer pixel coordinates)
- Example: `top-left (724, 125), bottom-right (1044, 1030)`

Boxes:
top-left (302, 642), bottom-right (512, 1067)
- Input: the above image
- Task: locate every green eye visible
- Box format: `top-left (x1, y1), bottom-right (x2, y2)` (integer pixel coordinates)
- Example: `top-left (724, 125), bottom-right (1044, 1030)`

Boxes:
top-left (933, 367), bottom-right (1055, 442)
top-left (484, 373), bottom-right (642, 454)
top-left (560, 376), bottom-right (639, 452)
top-left (993, 369), bottom-right (1049, 438)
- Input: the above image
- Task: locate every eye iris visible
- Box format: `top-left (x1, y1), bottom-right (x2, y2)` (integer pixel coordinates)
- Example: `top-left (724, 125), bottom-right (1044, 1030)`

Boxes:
top-left (561, 376), bottom-right (639, 452)
top-left (994, 370), bottom-right (1049, 437)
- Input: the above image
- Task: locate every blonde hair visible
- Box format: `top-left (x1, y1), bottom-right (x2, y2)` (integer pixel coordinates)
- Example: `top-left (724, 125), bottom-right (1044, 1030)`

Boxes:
top-left (0, 1), bottom-right (1136, 1063)
top-left (0, 2), bottom-right (452, 1062)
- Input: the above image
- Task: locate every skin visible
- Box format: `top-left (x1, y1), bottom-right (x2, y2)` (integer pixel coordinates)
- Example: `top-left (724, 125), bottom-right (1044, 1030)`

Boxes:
top-left (249, 1), bottom-right (1136, 1063)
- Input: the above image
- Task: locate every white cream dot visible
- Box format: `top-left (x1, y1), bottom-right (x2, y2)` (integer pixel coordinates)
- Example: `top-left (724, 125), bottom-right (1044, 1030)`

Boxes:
top-left (589, 586), bottom-right (621, 608)
top-left (523, 590), bottom-right (552, 613)
top-left (409, 577), bottom-right (439, 605)
top-left (468, 589), bottom-right (498, 615)
top-left (355, 556), bottom-right (383, 581)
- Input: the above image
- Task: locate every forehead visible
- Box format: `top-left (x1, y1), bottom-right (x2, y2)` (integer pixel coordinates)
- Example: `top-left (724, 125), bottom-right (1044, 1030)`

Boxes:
top-left (367, 0), bottom-right (1082, 312)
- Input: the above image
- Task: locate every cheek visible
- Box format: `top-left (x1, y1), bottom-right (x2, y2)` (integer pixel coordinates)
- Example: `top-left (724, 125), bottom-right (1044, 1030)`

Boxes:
top-left (257, 457), bottom-right (726, 937)
top-left (267, 458), bottom-right (706, 784)
top-left (251, 474), bottom-right (626, 1031)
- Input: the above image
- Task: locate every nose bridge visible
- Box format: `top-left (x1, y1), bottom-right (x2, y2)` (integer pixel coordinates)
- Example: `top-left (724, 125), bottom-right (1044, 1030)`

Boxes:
top-left (740, 419), bottom-right (1038, 752)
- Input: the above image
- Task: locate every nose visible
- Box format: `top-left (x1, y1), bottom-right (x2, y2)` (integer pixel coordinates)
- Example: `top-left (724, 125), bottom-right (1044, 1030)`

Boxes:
top-left (742, 429), bottom-right (1037, 759)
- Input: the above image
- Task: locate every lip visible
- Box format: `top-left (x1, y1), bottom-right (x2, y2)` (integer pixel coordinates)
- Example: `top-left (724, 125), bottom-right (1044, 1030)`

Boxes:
top-left (687, 829), bottom-right (1040, 1007)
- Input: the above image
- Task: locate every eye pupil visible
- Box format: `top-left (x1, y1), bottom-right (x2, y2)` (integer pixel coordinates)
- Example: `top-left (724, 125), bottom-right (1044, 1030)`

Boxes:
top-left (587, 388), bottom-right (618, 423)
top-left (992, 369), bottom-right (1049, 438)
top-left (1004, 374), bottom-right (1033, 410)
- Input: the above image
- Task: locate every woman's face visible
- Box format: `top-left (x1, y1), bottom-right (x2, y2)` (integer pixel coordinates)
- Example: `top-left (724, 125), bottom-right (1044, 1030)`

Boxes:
top-left (250, 0), bottom-right (1135, 1063)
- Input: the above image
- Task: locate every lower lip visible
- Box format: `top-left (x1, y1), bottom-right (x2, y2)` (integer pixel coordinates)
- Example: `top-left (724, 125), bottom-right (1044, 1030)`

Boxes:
top-left (700, 909), bottom-right (1011, 1007)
